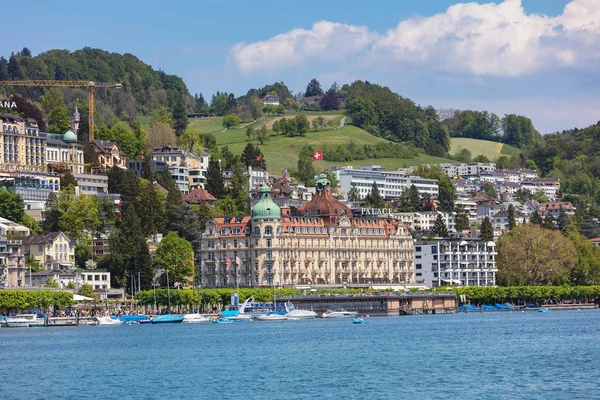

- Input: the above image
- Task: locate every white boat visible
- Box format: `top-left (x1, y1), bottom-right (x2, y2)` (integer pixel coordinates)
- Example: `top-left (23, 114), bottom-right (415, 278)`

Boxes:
top-left (96, 316), bottom-right (121, 326)
top-left (221, 296), bottom-right (254, 321)
top-left (322, 309), bottom-right (358, 318)
top-left (285, 303), bottom-right (317, 320)
top-left (182, 313), bottom-right (210, 323)
top-left (6, 314), bottom-right (44, 328)
top-left (256, 313), bottom-right (288, 321)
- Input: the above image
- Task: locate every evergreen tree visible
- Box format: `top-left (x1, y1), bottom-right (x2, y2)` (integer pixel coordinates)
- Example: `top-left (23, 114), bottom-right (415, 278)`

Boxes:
top-left (120, 169), bottom-right (141, 207)
top-left (407, 185), bottom-right (421, 212)
top-left (228, 161), bottom-right (249, 214)
top-left (0, 57), bottom-right (8, 80)
top-left (159, 168), bottom-right (184, 206)
top-left (136, 180), bottom-right (166, 235)
top-left (305, 78), bottom-right (324, 97)
top-left (530, 211), bottom-right (543, 225)
top-left (507, 204), bottom-right (516, 230)
top-left (107, 166), bottom-right (127, 194)
top-left (42, 192), bottom-right (60, 232)
top-left (366, 182), bottom-right (385, 208)
top-left (437, 177), bottom-right (456, 212)
top-left (455, 210), bottom-right (470, 233)
top-left (347, 185), bottom-right (360, 201)
top-left (205, 158), bottom-right (226, 199)
top-left (295, 145), bottom-right (316, 185)
top-left (141, 156), bottom-right (155, 181)
top-left (241, 142), bottom-right (266, 169)
top-left (433, 214), bottom-right (449, 238)
top-left (7, 53), bottom-right (22, 80)
top-left (542, 215), bottom-right (556, 230)
top-left (172, 97), bottom-right (188, 135)
top-left (556, 206), bottom-right (571, 232)
top-left (480, 217), bottom-right (494, 241)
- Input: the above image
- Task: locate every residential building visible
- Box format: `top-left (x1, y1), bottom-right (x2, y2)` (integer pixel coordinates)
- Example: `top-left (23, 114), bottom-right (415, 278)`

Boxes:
top-left (540, 201), bottom-right (575, 218)
top-left (414, 239), bottom-right (497, 288)
top-left (0, 217), bottom-right (30, 287)
top-left (184, 187), bottom-right (216, 206)
top-left (89, 140), bottom-right (127, 171)
top-left (74, 173), bottom-right (108, 196)
top-left (1, 113), bottom-right (47, 172)
top-left (492, 209), bottom-right (510, 232)
top-left (169, 165), bottom-right (190, 194)
top-left (91, 234), bottom-right (110, 259)
top-left (23, 232), bottom-right (75, 270)
top-left (200, 175), bottom-right (415, 288)
top-left (149, 146), bottom-right (210, 190)
top-left (440, 162), bottom-right (496, 178)
top-left (127, 159), bottom-right (166, 178)
top-left (28, 269), bottom-right (112, 297)
top-left (262, 94), bottom-right (280, 105)
top-left (301, 95), bottom-right (322, 105)
top-left (337, 165), bottom-right (438, 200)
top-left (45, 130), bottom-right (84, 174)
top-left (80, 269), bottom-right (111, 291)
top-left (589, 238), bottom-right (600, 247)
top-left (521, 178), bottom-right (560, 201)
top-left (223, 166), bottom-right (269, 191)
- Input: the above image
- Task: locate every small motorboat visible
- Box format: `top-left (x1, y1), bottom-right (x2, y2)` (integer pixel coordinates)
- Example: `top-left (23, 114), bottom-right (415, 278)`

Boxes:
top-left (322, 309), bottom-right (358, 318)
top-left (353, 317), bottom-right (365, 324)
top-left (138, 319), bottom-right (153, 324)
top-left (182, 313), bottom-right (210, 323)
top-left (256, 312), bottom-right (288, 321)
top-left (120, 315), bottom-right (149, 323)
top-left (5, 314), bottom-right (45, 328)
top-left (212, 318), bottom-right (233, 324)
top-left (96, 316), bottom-right (121, 326)
top-left (151, 314), bottom-right (184, 324)
top-left (538, 308), bottom-right (551, 313)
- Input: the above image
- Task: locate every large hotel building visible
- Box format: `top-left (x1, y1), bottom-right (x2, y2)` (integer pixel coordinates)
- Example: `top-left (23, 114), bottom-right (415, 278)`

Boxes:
top-left (200, 174), bottom-right (415, 288)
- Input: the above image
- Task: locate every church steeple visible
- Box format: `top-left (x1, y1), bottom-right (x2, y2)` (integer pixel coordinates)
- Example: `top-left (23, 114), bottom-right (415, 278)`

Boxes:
top-left (72, 105), bottom-right (80, 134)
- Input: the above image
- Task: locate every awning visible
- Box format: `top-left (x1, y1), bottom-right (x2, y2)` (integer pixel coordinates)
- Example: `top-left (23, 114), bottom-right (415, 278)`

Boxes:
top-left (73, 294), bottom-right (94, 301)
top-left (441, 279), bottom-right (462, 285)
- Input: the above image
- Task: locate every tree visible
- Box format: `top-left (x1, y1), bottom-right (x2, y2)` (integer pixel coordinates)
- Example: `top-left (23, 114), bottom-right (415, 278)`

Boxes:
top-left (228, 161), bottom-right (249, 214)
top-left (191, 203), bottom-right (219, 230)
top-left (7, 54), bottom-right (22, 80)
top-left (155, 231), bottom-right (195, 287)
top-left (172, 97), bottom-right (188, 135)
top-left (158, 168), bottom-right (184, 207)
top-left (200, 132), bottom-right (217, 151)
top-left (472, 155), bottom-right (490, 163)
top-left (47, 106), bottom-right (71, 134)
top-left (507, 204), bottom-right (516, 230)
top-left (320, 89), bottom-right (341, 111)
top-left (565, 227), bottom-right (600, 285)
top-left (483, 183), bottom-right (498, 199)
top-left (78, 283), bottom-right (98, 301)
top-left (246, 126), bottom-right (253, 141)
top-left (295, 145), bottom-right (316, 184)
top-left (165, 204), bottom-right (204, 249)
top-left (21, 214), bottom-right (42, 235)
top-left (136, 179), bottom-right (167, 235)
top-left (496, 224), bottom-right (576, 285)
top-left (305, 79), bottom-right (324, 97)
top-left (480, 217), bottom-right (494, 241)
top-left (146, 122), bottom-right (177, 149)
top-left (437, 177), bottom-right (456, 212)
top-left (150, 106), bottom-right (173, 127)
top-left (407, 185), bottom-right (421, 212)
top-left (294, 114), bottom-right (310, 136)
top-left (0, 57), bottom-right (8, 81)
top-left (533, 190), bottom-right (549, 204)
top-left (222, 114), bottom-right (240, 129)
top-left (254, 125), bottom-right (268, 145)
top-left (247, 95), bottom-right (264, 120)
top-left (0, 189), bottom-right (25, 223)
top-left (241, 142), bottom-right (265, 169)
top-left (455, 210), bottom-right (470, 233)
top-left (542, 215), bottom-right (555, 230)
top-left (433, 214), bottom-right (449, 238)
top-left (347, 185), bottom-right (360, 201)
top-left (365, 182), bottom-right (385, 208)
top-left (530, 211), bottom-right (543, 225)
top-left (75, 240), bottom-right (93, 270)
top-left (42, 192), bottom-right (60, 232)
top-left (312, 116), bottom-right (324, 130)
top-left (60, 173), bottom-right (78, 189)
top-left (25, 254), bottom-right (42, 273)
top-left (556, 206), bottom-right (571, 232)
top-left (178, 128), bottom-right (201, 153)
top-left (215, 196), bottom-right (240, 216)
top-left (502, 114), bottom-right (541, 148)
top-left (205, 159), bottom-right (226, 200)
top-left (57, 187), bottom-right (100, 241)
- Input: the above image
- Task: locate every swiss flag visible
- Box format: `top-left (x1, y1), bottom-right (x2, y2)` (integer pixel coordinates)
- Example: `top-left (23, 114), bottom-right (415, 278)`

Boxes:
top-left (226, 257), bottom-right (231, 264)
top-left (369, 152), bottom-right (373, 157)
top-left (256, 155), bottom-right (262, 162)
top-left (313, 150), bottom-right (322, 161)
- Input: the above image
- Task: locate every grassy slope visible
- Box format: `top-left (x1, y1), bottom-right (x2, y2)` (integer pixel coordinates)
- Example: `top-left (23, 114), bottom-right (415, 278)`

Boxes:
top-left (450, 138), bottom-right (520, 160)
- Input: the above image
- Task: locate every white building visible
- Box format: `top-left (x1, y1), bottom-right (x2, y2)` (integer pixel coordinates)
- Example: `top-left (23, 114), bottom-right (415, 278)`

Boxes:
top-left (521, 178), bottom-right (560, 201)
top-left (262, 95), bottom-right (280, 105)
top-left (337, 165), bottom-right (438, 200)
top-left (45, 131), bottom-right (84, 174)
top-left (169, 165), bottom-right (190, 195)
top-left (0, 217), bottom-right (30, 287)
top-left (74, 173), bottom-right (108, 196)
top-left (222, 166), bottom-right (268, 191)
top-left (149, 146), bottom-right (211, 191)
top-left (414, 239), bottom-right (497, 288)
top-left (441, 162), bottom-right (496, 178)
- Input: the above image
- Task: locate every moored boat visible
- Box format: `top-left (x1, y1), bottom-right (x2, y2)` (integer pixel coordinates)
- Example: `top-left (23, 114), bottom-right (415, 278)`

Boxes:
top-left (96, 316), bottom-right (121, 326)
top-left (151, 314), bottom-right (184, 324)
top-left (353, 317), bottom-right (365, 324)
top-left (6, 314), bottom-right (45, 328)
top-left (284, 303), bottom-right (317, 320)
top-left (182, 313), bottom-right (210, 323)
top-left (322, 309), bottom-right (358, 318)
top-left (212, 318), bottom-right (233, 324)
top-left (120, 315), bottom-right (149, 323)
top-left (538, 307), bottom-right (551, 313)
top-left (255, 312), bottom-right (288, 321)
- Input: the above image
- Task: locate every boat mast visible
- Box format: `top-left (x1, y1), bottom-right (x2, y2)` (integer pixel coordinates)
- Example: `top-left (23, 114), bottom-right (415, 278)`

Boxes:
top-left (166, 268), bottom-right (171, 314)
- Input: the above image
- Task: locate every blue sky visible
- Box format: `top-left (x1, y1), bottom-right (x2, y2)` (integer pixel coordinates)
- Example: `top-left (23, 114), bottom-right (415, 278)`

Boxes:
top-left (2, 0), bottom-right (598, 133)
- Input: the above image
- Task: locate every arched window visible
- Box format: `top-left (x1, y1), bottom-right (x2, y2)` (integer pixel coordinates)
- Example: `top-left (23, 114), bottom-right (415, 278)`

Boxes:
top-left (264, 226), bottom-right (273, 235)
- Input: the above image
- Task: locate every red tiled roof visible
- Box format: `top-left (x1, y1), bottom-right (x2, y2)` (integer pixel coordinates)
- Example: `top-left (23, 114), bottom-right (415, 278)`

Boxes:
top-left (185, 188), bottom-right (216, 204)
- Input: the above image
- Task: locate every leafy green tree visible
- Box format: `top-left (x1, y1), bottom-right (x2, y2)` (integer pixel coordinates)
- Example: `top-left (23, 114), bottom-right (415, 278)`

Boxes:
top-left (25, 254), bottom-right (42, 273)
top-left (294, 114), bottom-right (310, 136)
top-left (60, 173), bottom-right (78, 188)
top-left (205, 158), bottom-right (226, 199)
top-left (473, 155), bottom-right (490, 163)
top-left (255, 125), bottom-right (269, 145)
top-left (215, 196), bottom-right (240, 216)
top-left (172, 97), bottom-right (188, 135)
top-left (347, 98), bottom-right (378, 134)
top-left (46, 277), bottom-right (58, 288)
top-left (191, 203), bottom-right (219, 229)
top-left (57, 187), bottom-right (100, 241)
top-left (565, 227), bottom-right (600, 285)
top-left (542, 215), bottom-right (555, 230)
top-left (47, 106), bottom-right (71, 134)
top-left (150, 106), bottom-right (173, 127)
top-left (502, 114), bottom-right (541, 148)
top-left (179, 128), bottom-right (201, 153)
top-left (155, 231), bottom-right (195, 287)
top-left (507, 204), bottom-right (516, 230)
top-left (0, 189), bottom-right (25, 223)
top-left (533, 190), bottom-right (549, 204)
top-left (556, 206), bottom-right (571, 232)
top-left (21, 214), bottom-right (42, 235)
top-left (496, 224), bottom-right (576, 285)
top-left (479, 217), bottom-right (494, 241)
top-left (78, 283), bottom-right (98, 301)
top-left (455, 210), bottom-right (470, 233)
top-left (222, 113), bottom-right (240, 129)
top-left (166, 204), bottom-right (204, 247)
top-left (483, 183), bottom-right (498, 198)
top-left (530, 211), bottom-right (543, 225)
top-left (42, 192), bottom-right (60, 232)
top-left (433, 214), bottom-right (449, 238)
top-left (146, 122), bottom-right (177, 149)
top-left (295, 145), bottom-right (316, 185)
top-left (246, 126), bottom-right (254, 141)
top-left (305, 78), bottom-right (323, 97)
top-left (75, 239), bottom-right (93, 269)
top-left (41, 87), bottom-right (65, 116)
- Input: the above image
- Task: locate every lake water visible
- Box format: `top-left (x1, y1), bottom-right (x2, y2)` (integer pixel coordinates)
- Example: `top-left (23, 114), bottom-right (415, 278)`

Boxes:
top-left (1, 310), bottom-right (599, 399)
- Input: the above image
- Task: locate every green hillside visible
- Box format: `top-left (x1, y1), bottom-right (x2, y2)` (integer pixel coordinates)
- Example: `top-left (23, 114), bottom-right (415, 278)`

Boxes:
top-left (450, 138), bottom-right (520, 160)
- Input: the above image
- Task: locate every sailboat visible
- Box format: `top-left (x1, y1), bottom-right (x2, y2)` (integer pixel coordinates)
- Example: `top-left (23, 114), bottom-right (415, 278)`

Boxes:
top-left (182, 269), bottom-right (210, 323)
top-left (151, 269), bottom-right (183, 324)
top-left (256, 281), bottom-right (288, 321)
top-left (221, 296), bottom-right (254, 320)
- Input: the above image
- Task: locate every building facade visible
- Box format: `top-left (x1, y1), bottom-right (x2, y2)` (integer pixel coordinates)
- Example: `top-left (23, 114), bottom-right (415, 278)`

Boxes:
top-left (23, 232), bottom-right (75, 270)
top-left (1, 114), bottom-right (47, 172)
top-left (200, 175), bottom-right (415, 288)
top-left (90, 140), bottom-right (127, 171)
top-left (0, 217), bottom-right (30, 287)
top-left (414, 239), bottom-right (497, 288)
top-left (45, 130), bottom-right (84, 174)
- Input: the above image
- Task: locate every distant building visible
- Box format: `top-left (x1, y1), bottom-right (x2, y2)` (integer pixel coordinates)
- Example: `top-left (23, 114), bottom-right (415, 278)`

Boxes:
top-left (262, 94), bottom-right (280, 105)
top-left (45, 130), bottom-right (84, 174)
top-left (23, 231), bottom-right (75, 270)
top-left (90, 140), bottom-right (127, 171)
top-left (184, 187), bottom-right (216, 206)
top-left (74, 173), bottom-right (108, 196)
top-left (521, 178), bottom-right (560, 201)
top-left (0, 217), bottom-right (30, 287)
top-left (223, 166), bottom-right (268, 191)
top-left (540, 201), bottom-right (575, 218)
top-left (301, 95), bottom-right (323, 105)
top-left (589, 238), bottom-right (600, 247)
top-left (0, 113), bottom-right (47, 172)
top-left (91, 234), bottom-right (110, 259)
top-left (150, 146), bottom-right (210, 190)
top-left (440, 162), bottom-right (496, 178)
top-left (414, 239), bottom-right (497, 288)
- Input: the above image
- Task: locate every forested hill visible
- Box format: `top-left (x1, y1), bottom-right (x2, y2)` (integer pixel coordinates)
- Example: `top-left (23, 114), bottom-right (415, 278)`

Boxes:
top-left (0, 47), bottom-right (189, 125)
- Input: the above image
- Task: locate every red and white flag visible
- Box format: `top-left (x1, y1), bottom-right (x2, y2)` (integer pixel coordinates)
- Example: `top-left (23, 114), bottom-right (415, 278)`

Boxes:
top-left (226, 257), bottom-right (231, 264)
top-left (256, 155), bottom-right (262, 162)
top-left (313, 150), bottom-right (322, 161)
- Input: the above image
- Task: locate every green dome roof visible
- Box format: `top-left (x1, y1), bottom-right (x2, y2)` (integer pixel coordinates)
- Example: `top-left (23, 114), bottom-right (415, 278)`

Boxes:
top-left (63, 129), bottom-right (77, 142)
top-left (252, 186), bottom-right (281, 219)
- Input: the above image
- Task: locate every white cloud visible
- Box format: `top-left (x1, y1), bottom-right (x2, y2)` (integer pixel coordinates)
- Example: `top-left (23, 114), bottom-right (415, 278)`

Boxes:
top-left (229, 0), bottom-right (600, 77)
top-left (230, 21), bottom-right (377, 74)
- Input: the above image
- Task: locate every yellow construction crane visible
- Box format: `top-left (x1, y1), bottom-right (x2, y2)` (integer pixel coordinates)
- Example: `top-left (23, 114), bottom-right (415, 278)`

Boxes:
top-left (0, 80), bottom-right (122, 141)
